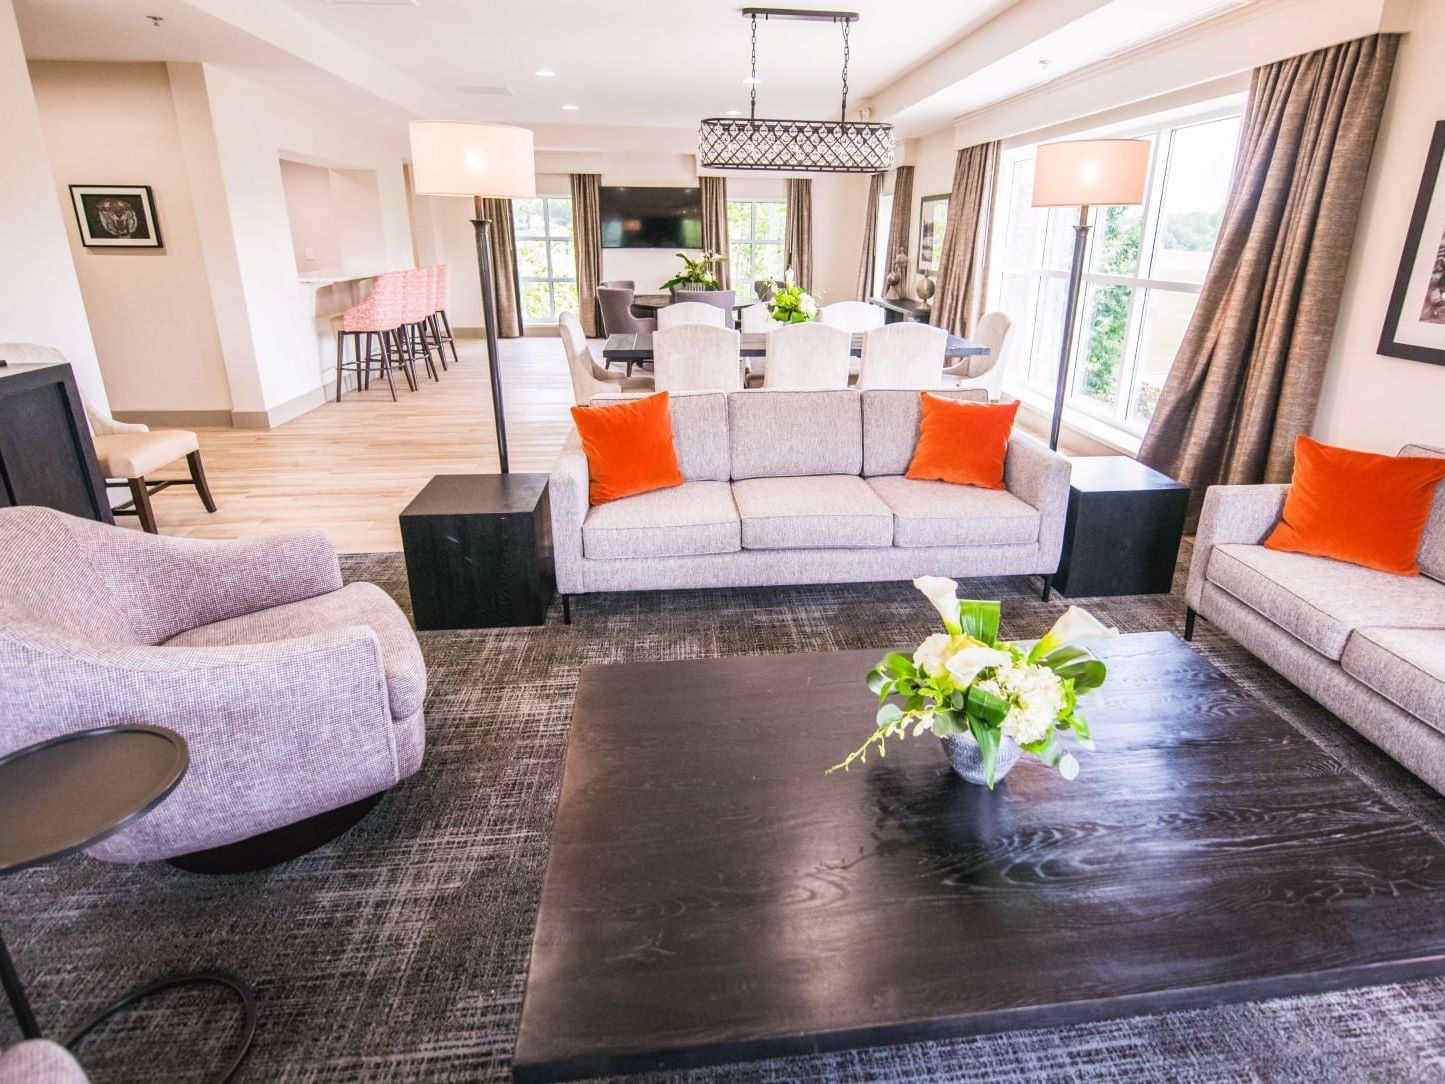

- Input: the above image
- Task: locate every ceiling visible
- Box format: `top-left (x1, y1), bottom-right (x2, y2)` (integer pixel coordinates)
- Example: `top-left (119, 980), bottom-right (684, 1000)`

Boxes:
top-left (15, 0), bottom-right (1264, 139)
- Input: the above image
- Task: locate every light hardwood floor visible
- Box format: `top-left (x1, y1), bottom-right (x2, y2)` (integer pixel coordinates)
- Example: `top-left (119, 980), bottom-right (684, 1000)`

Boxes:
top-left (140, 336), bottom-right (578, 552)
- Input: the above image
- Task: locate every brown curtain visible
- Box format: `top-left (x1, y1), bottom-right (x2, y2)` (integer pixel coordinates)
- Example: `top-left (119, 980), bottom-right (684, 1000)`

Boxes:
top-left (475, 196), bottom-right (522, 337)
top-left (884, 165), bottom-right (914, 281)
top-left (700, 175), bottom-right (731, 289)
top-left (856, 172), bottom-right (884, 300)
top-left (931, 142), bottom-right (1000, 337)
top-left (784, 178), bottom-right (813, 292)
top-left (1138, 34), bottom-right (1399, 516)
top-left (569, 173), bottom-right (603, 336)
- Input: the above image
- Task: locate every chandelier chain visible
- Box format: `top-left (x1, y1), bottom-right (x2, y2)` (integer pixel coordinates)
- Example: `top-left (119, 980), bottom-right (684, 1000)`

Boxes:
top-left (840, 18), bottom-right (850, 123)
top-left (749, 14), bottom-right (759, 123)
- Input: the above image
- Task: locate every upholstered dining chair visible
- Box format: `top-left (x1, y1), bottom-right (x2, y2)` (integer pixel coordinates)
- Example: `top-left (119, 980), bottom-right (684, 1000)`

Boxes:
top-left (598, 286), bottom-right (657, 338)
top-left (0, 506), bottom-right (427, 873)
top-left (856, 322), bottom-right (949, 389)
top-left (558, 312), bottom-right (654, 405)
top-left (657, 301), bottom-right (727, 330)
top-left (945, 311), bottom-right (1013, 400)
top-left (0, 1040), bottom-right (88, 1084)
top-left (0, 343), bottom-right (219, 535)
top-left (652, 324), bottom-right (743, 392)
top-left (739, 303), bottom-right (780, 333)
top-left (819, 300), bottom-right (886, 333)
top-left (762, 322), bottom-right (852, 389)
top-left (669, 287), bottom-right (735, 313)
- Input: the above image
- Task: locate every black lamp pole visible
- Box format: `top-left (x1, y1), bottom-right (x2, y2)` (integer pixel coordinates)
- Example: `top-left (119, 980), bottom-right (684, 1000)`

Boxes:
top-left (471, 215), bottom-right (510, 474)
top-left (1048, 203), bottom-right (1092, 452)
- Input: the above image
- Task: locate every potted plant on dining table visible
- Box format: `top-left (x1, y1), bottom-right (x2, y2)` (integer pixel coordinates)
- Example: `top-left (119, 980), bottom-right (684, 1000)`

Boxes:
top-left (661, 250), bottom-right (727, 295)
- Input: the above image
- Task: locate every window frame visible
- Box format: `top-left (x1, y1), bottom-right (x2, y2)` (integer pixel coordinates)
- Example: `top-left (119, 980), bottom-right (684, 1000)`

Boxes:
top-left (726, 197), bottom-right (787, 302)
top-left (988, 102), bottom-right (1243, 445)
top-left (514, 194), bottom-right (576, 325)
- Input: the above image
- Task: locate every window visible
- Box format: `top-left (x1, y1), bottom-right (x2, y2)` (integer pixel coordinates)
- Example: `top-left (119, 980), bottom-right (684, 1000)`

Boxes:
top-left (872, 191), bottom-right (894, 295)
top-left (726, 199), bottom-right (786, 300)
top-left (513, 196), bottom-right (577, 324)
top-left (989, 111), bottom-right (1242, 438)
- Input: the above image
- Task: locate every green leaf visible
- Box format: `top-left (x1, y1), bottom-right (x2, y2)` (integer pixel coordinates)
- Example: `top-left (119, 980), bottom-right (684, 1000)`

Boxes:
top-left (1038, 645), bottom-right (1108, 691)
top-left (865, 669), bottom-right (887, 696)
top-left (959, 599), bottom-right (1001, 646)
top-left (876, 702), bottom-right (904, 727)
top-left (968, 715), bottom-right (1002, 788)
top-left (931, 709), bottom-right (967, 738)
top-left (964, 684), bottom-right (1010, 726)
top-left (884, 653), bottom-right (915, 679)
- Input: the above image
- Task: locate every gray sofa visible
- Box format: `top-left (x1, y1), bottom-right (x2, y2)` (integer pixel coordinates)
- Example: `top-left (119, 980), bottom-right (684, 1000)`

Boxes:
top-left (1186, 443), bottom-right (1445, 792)
top-left (549, 387), bottom-right (1072, 601)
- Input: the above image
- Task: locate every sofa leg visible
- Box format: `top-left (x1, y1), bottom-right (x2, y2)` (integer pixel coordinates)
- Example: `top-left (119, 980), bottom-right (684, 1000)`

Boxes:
top-left (166, 792), bottom-right (383, 874)
top-left (562, 594), bottom-right (572, 625)
top-left (1040, 575), bottom-right (1053, 603)
top-left (1184, 607), bottom-right (1197, 642)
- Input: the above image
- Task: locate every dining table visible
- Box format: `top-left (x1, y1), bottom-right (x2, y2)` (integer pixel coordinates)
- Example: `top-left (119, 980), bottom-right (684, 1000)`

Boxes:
top-left (602, 330), bottom-right (989, 366)
top-left (628, 293), bottom-right (752, 316)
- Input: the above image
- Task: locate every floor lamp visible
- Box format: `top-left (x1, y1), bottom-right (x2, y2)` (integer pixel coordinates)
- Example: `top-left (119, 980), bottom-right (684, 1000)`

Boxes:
top-left (409, 121), bottom-right (536, 474)
top-left (1030, 139), bottom-right (1150, 451)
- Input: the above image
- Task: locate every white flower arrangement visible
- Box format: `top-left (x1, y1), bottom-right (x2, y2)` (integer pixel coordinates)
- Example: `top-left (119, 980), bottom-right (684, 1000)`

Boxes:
top-left (830, 577), bottom-right (1118, 787)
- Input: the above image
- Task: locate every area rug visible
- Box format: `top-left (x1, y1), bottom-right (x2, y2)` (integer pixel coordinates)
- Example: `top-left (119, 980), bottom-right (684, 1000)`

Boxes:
top-left (4, 551), bottom-right (1445, 1083)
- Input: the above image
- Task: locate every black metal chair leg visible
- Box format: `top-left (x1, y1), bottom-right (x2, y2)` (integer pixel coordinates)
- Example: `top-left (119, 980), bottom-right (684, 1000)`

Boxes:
top-left (1184, 608), bottom-right (1197, 641)
top-left (187, 451), bottom-right (218, 513)
top-left (562, 594), bottom-right (572, 625)
top-left (392, 330), bottom-right (417, 391)
top-left (438, 309), bottom-right (461, 367)
top-left (1040, 575), bottom-right (1052, 602)
top-left (334, 331), bottom-right (346, 402)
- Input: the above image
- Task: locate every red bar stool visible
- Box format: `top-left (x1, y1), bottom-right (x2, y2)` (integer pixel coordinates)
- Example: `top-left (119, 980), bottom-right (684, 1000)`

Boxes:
top-left (429, 264), bottom-right (461, 369)
top-left (333, 271), bottom-right (413, 401)
top-left (398, 267), bottom-right (441, 383)
top-left (417, 266), bottom-right (449, 372)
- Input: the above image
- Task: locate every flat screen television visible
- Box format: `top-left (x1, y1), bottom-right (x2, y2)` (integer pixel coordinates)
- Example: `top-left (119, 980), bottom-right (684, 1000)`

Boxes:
top-left (600, 186), bottom-right (704, 249)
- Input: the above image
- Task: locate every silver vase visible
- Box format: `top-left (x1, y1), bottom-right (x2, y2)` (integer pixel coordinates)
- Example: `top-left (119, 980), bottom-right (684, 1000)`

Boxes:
top-left (939, 732), bottom-right (1022, 786)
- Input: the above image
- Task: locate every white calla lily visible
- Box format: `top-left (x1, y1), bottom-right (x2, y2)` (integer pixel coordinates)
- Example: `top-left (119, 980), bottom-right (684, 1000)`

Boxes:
top-left (1035, 605), bottom-right (1119, 657)
top-left (943, 644), bottom-right (1010, 688)
top-left (913, 576), bottom-right (962, 635)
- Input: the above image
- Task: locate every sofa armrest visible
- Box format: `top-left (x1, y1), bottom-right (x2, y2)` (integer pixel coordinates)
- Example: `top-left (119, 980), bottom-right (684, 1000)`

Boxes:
top-left (550, 432), bottom-right (590, 593)
top-left (0, 623), bottom-right (401, 862)
top-left (60, 515), bottom-right (343, 643)
top-left (1186, 484), bottom-right (1289, 609)
top-left (1004, 434), bottom-right (1072, 572)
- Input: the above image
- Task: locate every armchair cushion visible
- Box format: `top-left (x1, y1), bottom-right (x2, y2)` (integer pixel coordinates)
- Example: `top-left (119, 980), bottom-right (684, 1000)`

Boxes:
top-left (0, 1040), bottom-right (89, 1084)
top-left (166, 582), bottom-right (426, 719)
top-left (92, 429), bottom-right (199, 479)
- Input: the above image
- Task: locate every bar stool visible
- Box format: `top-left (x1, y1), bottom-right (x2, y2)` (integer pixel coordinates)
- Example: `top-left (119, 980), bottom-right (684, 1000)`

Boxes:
top-left (333, 271), bottom-right (413, 401)
top-left (398, 267), bottom-right (441, 383)
top-left (428, 264), bottom-right (461, 369)
top-left (418, 265), bottom-right (448, 372)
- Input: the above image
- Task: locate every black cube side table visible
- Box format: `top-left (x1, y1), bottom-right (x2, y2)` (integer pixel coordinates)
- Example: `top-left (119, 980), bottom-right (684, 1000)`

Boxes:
top-left (1053, 456), bottom-right (1189, 598)
top-left (400, 473), bottom-right (554, 630)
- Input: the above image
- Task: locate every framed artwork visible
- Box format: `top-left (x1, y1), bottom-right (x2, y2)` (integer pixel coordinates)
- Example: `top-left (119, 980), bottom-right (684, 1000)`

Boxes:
top-left (68, 185), bottom-right (162, 249)
top-left (917, 194), bottom-right (949, 275)
top-left (1379, 120), bottom-right (1445, 366)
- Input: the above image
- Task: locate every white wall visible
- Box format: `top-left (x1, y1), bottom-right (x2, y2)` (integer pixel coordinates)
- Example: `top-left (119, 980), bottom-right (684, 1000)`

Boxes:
top-left (1314, 0), bottom-right (1445, 452)
top-left (0, 0), bottom-right (106, 410)
top-left (28, 60), bottom-right (231, 417)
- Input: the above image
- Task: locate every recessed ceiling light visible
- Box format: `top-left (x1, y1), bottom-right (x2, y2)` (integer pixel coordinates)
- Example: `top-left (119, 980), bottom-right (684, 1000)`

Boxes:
top-left (561, 104), bottom-right (579, 111)
top-left (535, 69), bottom-right (556, 77)
top-left (725, 109), bottom-right (743, 116)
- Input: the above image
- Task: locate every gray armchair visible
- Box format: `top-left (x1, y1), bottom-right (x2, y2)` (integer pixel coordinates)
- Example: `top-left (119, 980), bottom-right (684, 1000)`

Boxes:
top-left (0, 1041), bottom-right (88, 1084)
top-left (0, 507), bottom-right (426, 871)
top-left (598, 286), bottom-right (656, 336)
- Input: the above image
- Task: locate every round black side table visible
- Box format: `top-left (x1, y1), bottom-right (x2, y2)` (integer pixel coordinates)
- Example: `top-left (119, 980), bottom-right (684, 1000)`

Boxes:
top-left (0, 725), bottom-right (257, 1082)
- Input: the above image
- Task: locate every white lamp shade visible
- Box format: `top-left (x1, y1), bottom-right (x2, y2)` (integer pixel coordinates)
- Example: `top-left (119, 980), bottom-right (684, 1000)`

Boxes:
top-left (409, 121), bottom-right (536, 199)
top-left (1031, 139), bottom-right (1150, 208)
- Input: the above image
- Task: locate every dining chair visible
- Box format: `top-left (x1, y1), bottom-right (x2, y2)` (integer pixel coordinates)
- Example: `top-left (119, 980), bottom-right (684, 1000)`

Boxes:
top-left (600, 279), bottom-right (635, 290)
top-left (558, 312), bottom-right (654, 405)
top-left (819, 300), bottom-right (886, 333)
top-left (739, 303), bottom-right (780, 333)
top-left (856, 322), bottom-right (949, 389)
top-left (598, 286), bottom-right (657, 338)
top-left (657, 301), bottom-right (728, 330)
top-left (762, 323), bottom-right (852, 389)
top-left (669, 288), bottom-right (735, 314)
top-left (944, 311), bottom-right (1013, 400)
top-left (652, 324), bottom-right (743, 392)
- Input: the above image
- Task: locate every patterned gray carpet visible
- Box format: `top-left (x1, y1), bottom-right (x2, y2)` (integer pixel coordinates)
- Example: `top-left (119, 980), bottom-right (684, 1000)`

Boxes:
top-left (4, 549), bottom-right (1445, 1083)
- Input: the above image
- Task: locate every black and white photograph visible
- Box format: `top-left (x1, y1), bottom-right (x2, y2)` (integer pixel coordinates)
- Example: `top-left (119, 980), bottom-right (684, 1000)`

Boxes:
top-left (68, 184), bottom-right (162, 248)
top-left (1379, 119), bottom-right (1445, 364)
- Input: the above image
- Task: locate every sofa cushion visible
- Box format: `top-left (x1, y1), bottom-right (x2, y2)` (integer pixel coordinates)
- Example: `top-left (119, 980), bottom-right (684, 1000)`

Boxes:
top-left (592, 391), bottom-right (729, 482)
top-left (1342, 627), bottom-right (1445, 734)
top-left (861, 387), bottom-right (989, 477)
top-left (165, 582), bottom-right (425, 719)
top-left (867, 476), bottom-right (1041, 548)
top-left (1205, 544), bottom-right (1445, 660)
top-left (582, 481), bottom-right (740, 560)
top-left (729, 389), bottom-right (862, 480)
top-left (1400, 444), bottom-right (1445, 582)
top-left (733, 475), bottom-right (893, 550)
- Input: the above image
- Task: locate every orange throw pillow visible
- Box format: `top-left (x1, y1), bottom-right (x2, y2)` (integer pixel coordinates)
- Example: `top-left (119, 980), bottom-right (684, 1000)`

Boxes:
top-left (905, 394), bottom-right (1020, 489)
top-left (1264, 435), bottom-right (1445, 575)
top-left (570, 392), bottom-right (685, 506)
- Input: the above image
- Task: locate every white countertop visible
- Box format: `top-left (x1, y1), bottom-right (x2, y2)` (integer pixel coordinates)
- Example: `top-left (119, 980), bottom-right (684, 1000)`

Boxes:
top-left (297, 271), bottom-right (392, 285)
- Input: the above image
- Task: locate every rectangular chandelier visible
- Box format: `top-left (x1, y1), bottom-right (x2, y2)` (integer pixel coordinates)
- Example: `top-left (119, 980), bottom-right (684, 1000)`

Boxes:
top-left (698, 117), bottom-right (895, 173)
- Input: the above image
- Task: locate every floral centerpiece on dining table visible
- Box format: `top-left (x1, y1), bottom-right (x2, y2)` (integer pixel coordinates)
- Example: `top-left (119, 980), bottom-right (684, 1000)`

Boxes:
top-left (768, 282), bottom-right (818, 323)
top-left (660, 250), bottom-right (726, 291)
top-left (830, 577), bottom-right (1118, 788)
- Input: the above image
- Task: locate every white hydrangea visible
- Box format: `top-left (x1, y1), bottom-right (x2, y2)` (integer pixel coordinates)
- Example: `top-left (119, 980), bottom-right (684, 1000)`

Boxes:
top-left (996, 660), bottom-right (1066, 745)
top-left (800, 293), bottom-right (818, 317)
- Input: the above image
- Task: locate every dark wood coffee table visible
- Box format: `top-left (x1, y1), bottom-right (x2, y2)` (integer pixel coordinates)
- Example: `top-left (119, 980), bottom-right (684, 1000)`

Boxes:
top-left (513, 633), bottom-right (1445, 1082)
